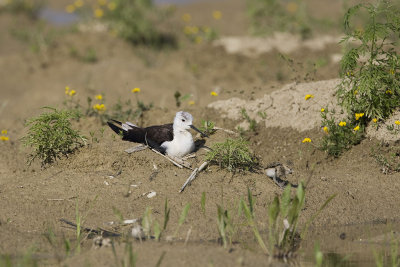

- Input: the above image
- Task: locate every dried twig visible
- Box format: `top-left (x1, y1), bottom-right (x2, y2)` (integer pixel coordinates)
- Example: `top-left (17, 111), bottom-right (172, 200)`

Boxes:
top-left (125, 144), bottom-right (147, 154)
top-left (179, 161), bottom-right (208, 193)
top-left (214, 127), bottom-right (238, 136)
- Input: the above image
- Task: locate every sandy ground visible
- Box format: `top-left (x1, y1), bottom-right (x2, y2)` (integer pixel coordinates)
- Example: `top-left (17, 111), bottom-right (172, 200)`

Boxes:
top-left (0, 0), bottom-right (400, 266)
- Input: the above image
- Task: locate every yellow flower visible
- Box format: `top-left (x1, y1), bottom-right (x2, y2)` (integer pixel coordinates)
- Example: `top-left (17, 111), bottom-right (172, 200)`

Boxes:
top-left (323, 126), bottom-right (328, 133)
top-left (339, 121), bottom-right (347, 127)
top-left (354, 90), bottom-right (358, 95)
top-left (355, 113), bottom-right (364, 120)
top-left (94, 8), bottom-right (104, 18)
top-left (321, 108), bottom-right (325, 112)
top-left (395, 120), bottom-right (400, 125)
top-left (210, 91), bottom-right (218, 96)
top-left (386, 89), bottom-right (393, 95)
top-left (390, 69), bottom-right (395, 75)
top-left (69, 90), bottom-right (76, 96)
top-left (195, 36), bottom-right (203, 44)
top-left (107, 1), bottom-right (116, 10)
top-left (302, 138), bottom-right (311, 143)
top-left (65, 86), bottom-right (70, 94)
top-left (74, 0), bottom-right (83, 8)
top-left (65, 4), bottom-right (75, 13)
top-left (286, 2), bottom-right (298, 13)
top-left (95, 94), bottom-right (103, 100)
top-left (353, 125), bottom-right (360, 131)
top-left (373, 118), bottom-right (377, 123)
top-left (93, 103), bottom-right (106, 113)
top-left (192, 26), bottom-right (199, 34)
top-left (184, 26), bottom-right (192, 35)
top-left (97, 0), bottom-right (107, 6)
top-left (0, 136), bottom-right (9, 141)
top-left (304, 94), bottom-right (314, 100)
top-left (131, 88), bottom-right (140, 93)
top-left (188, 100), bottom-right (195, 105)
top-left (182, 13), bottom-right (191, 22)
top-left (1, 130), bottom-right (7, 135)
top-left (212, 10), bottom-right (222, 20)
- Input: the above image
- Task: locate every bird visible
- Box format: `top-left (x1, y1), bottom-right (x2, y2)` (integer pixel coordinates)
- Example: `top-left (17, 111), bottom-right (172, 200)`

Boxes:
top-left (265, 162), bottom-right (293, 189)
top-left (107, 111), bottom-right (208, 158)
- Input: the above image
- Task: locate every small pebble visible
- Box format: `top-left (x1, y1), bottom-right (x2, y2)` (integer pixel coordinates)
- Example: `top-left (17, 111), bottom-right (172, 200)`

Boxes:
top-left (147, 191), bottom-right (157, 198)
top-left (104, 181), bottom-right (109, 186)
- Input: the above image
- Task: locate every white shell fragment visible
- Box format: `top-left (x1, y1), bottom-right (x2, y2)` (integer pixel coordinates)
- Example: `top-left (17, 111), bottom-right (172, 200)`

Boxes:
top-left (146, 191), bottom-right (157, 198)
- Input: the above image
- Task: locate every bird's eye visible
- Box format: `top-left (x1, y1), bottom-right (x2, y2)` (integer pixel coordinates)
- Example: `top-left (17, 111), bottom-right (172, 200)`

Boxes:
top-left (182, 119), bottom-right (185, 122)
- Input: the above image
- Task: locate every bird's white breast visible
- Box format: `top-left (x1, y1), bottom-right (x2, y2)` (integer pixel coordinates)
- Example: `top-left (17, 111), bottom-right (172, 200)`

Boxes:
top-left (161, 130), bottom-right (195, 158)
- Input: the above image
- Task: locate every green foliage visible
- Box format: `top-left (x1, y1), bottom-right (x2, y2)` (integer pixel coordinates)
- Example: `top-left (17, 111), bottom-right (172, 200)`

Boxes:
top-left (173, 91), bottom-right (191, 108)
top-left (337, 1), bottom-right (400, 121)
top-left (371, 142), bottom-right (400, 174)
top-left (101, 0), bottom-right (176, 48)
top-left (216, 205), bottom-right (235, 248)
top-left (320, 108), bottom-right (364, 157)
top-left (22, 107), bottom-right (86, 167)
top-left (69, 46), bottom-right (98, 63)
top-left (0, 247), bottom-right (38, 267)
top-left (206, 138), bottom-right (258, 172)
top-left (199, 120), bottom-right (216, 136)
top-left (0, 0), bottom-right (44, 18)
top-left (241, 108), bottom-right (257, 132)
top-left (242, 184), bottom-right (335, 258)
top-left (246, 0), bottom-right (312, 38)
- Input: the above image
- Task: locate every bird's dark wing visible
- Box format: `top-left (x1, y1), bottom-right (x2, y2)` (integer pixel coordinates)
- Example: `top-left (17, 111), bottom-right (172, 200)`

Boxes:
top-left (144, 123), bottom-right (173, 145)
top-left (107, 120), bottom-right (146, 143)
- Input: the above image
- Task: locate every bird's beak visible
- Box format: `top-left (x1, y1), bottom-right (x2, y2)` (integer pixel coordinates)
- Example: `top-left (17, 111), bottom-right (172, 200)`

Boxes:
top-left (190, 125), bottom-right (209, 138)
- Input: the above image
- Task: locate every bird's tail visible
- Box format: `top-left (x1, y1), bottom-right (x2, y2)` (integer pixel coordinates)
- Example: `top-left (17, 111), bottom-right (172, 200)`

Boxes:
top-left (107, 119), bottom-right (146, 143)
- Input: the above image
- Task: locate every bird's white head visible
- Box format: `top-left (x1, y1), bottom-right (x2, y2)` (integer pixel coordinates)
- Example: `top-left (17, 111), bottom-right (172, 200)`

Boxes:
top-left (173, 111), bottom-right (194, 131)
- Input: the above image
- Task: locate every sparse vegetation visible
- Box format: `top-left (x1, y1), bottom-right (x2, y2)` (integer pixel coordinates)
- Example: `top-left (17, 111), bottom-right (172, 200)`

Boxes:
top-left (371, 142), bottom-right (400, 174)
top-left (206, 138), bottom-right (258, 172)
top-left (0, 0), bottom-right (44, 18)
top-left (319, 107), bottom-right (364, 157)
top-left (337, 1), bottom-right (400, 121)
top-left (199, 120), bottom-right (216, 136)
top-left (22, 107), bottom-right (86, 167)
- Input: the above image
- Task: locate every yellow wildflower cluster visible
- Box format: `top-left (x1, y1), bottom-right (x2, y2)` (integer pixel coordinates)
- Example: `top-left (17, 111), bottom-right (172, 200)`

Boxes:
top-left (346, 71), bottom-right (354, 76)
top-left (354, 113), bottom-right (364, 120)
top-left (1, 130), bottom-right (9, 141)
top-left (339, 121), bottom-right (346, 127)
top-left (302, 137), bottom-right (311, 143)
top-left (320, 108), bottom-right (325, 112)
top-left (323, 126), bottom-right (328, 133)
top-left (372, 118), bottom-right (377, 123)
top-left (131, 87), bottom-right (140, 93)
top-left (188, 100), bottom-right (195, 105)
top-left (210, 91), bottom-right (218, 96)
top-left (395, 120), bottom-right (400, 125)
top-left (353, 125), bottom-right (360, 131)
top-left (304, 94), bottom-right (314, 100)
top-left (182, 13), bottom-right (191, 22)
top-left (93, 103), bottom-right (106, 113)
top-left (212, 10), bottom-right (222, 20)
top-left (95, 94), bottom-right (103, 100)
top-left (286, 2), bottom-right (298, 13)
top-left (386, 89), bottom-right (393, 95)
top-left (65, 86), bottom-right (76, 97)
top-left (66, 0), bottom-right (116, 16)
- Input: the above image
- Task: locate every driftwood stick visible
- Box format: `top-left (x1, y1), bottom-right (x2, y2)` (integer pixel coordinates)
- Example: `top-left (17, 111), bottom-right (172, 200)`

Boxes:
top-left (179, 161), bottom-right (209, 193)
top-left (125, 144), bottom-right (147, 154)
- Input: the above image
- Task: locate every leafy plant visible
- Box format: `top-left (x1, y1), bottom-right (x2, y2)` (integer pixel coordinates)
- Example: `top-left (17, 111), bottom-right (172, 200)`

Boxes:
top-left (199, 120), bottom-right (216, 136)
top-left (337, 1), bottom-right (400, 121)
top-left (371, 142), bottom-right (400, 174)
top-left (206, 138), bottom-right (258, 172)
top-left (173, 91), bottom-right (191, 107)
top-left (0, 0), bottom-right (44, 18)
top-left (246, 0), bottom-right (312, 38)
top-left (241, 108), bottom-right (257, 132)
top-left (320, 108), bottom-right (364, 157)
top-left (241, 184), bottom-right (335, 259)
top-left (22, 107), bottom-right (86, 167)
top-left (100, 0), bottom-right (176, 48)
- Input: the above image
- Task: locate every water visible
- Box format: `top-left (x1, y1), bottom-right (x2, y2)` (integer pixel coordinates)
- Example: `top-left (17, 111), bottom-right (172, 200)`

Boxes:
top-left (37, 7), bottom-right (79, 26)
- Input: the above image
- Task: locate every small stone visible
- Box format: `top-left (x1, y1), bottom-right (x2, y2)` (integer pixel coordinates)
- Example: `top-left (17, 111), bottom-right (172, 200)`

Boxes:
top-left (147, 191), bottom-right (156, 198)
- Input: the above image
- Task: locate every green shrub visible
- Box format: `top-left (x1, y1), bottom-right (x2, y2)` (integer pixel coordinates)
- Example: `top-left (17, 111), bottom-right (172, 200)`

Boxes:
top-left (206, 138), bottom-right (258, 172)
top-left (337, 1), bottom-right (400, 121)
top-left (319, 108), bottom-right (365, 157)
top-left (246, 0), bottom-right (311, 38)
top-left (101, 0), bottom-right (176, 48)
top-left (22, 107), bottom-right (86, 167)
